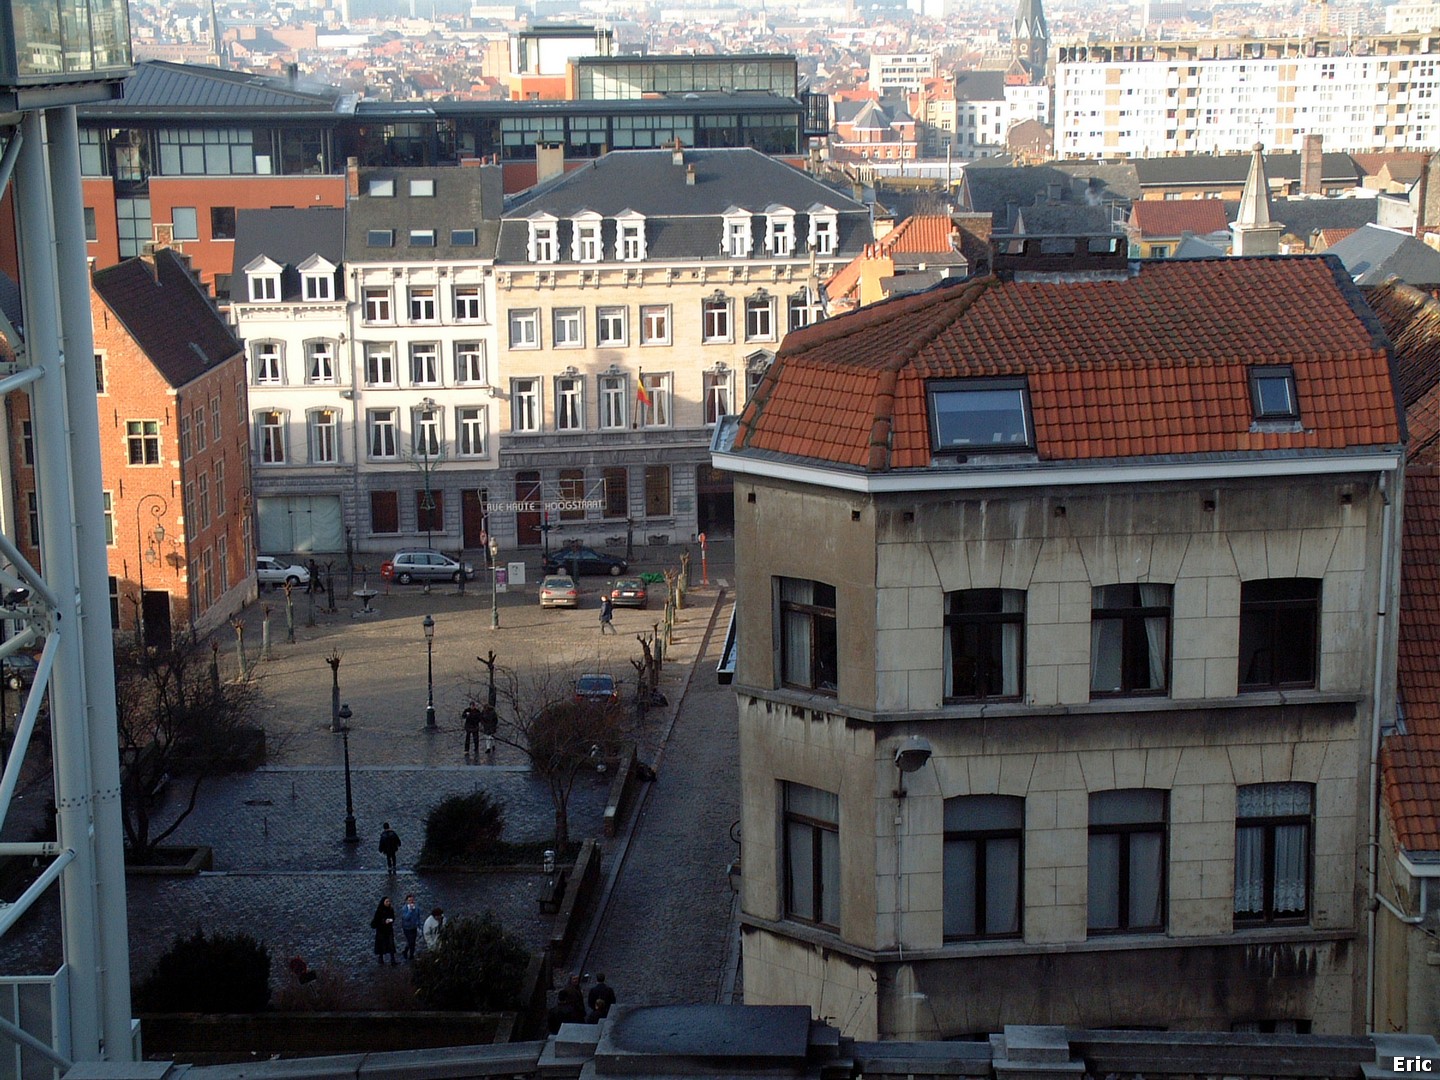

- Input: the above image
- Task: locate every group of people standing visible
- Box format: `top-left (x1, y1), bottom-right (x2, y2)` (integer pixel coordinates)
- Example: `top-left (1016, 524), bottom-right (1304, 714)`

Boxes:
top-left (547, 972), bottom-right (617, 1030)
top-left (370, 893), bottom-right (445, 965)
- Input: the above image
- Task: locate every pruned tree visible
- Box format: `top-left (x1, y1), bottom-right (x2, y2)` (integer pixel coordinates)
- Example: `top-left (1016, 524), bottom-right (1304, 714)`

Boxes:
top-left (477, 660), bottom-right (623, 851)
top-left (116, 635), bottom-right (262, 863)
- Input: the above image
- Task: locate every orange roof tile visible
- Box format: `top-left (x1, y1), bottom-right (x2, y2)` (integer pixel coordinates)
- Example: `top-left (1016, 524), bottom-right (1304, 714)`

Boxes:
top-left (1129, 199), bottom-right (1231, 239)
top-left (883, 215), bottom-right (959, 254)
top-left (736, 256), bottom-right (1403, 471)
top-left (1385, 467), bottom-right (1440, 852)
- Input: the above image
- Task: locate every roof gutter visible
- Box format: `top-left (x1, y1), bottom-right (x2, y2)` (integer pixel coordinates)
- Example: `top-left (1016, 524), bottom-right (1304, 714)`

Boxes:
top-left (712, 448), bottom-right (1405, 493)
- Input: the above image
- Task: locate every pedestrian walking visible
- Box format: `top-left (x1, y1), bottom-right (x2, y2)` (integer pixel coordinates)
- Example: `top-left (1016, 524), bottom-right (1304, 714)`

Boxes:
top-left (462, 702), bottom-right (482, 757)
top-left (370, 896), bottom-right (397, 965)
top-left (599, 594), bottom-right (616, 634)
top-left (422, 906), bottom-right (445, 950)
top-left (399, 893), bottom-right (423, 961)
top-left (587, 972), bottom-right (617, 1022)
top-left (378, 822), bottom-right (401, 873)
top-left (480, 701), bottom-right (498, 755)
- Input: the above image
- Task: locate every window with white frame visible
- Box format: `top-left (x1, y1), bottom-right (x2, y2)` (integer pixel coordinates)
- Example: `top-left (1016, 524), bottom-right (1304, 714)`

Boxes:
top-left (556, 376), bottom-right (584, 431)
top-left (600, 374), bottom-right (627, 429)
top-left (368, 409), bottom-right (398, 459)
top-left (257, 410), bottom-right (286, 464)
top-left (745, 294), bottom-right (776, 341)
top-left (511, 378), bottom-right (541, 433)
top-left (453, 285), bottom-right (482, 321)
top-left (408, 286), bottom-right (437, 322)
top-left (413, 407), bottom-right (442, 457)
top-left (702, 295), bottom-right (732, 343)
top-left (808, 208), bottom-right (838, 255)
top-left (302, 267), bottom-right (333, 301)
top-left (248, 270), bottom-right (279, 302)
top-left (457, 407), bottom-right (487, 457)
top-left (573, 215), bottom-right (602, 262)
top-left (703, 369), bottom-right (732, 424)
top-left (310, 408), bottom-right (338, 463)
top-left (509, 309), bottom-right (540, 349)
top-left (554, 308), bottom-right (584, 348)
top-left (640, 305), bottom-right (670, 345)
top-left (363, 287), bottom-right (392, 322)
top-left (723, 211), bottom-right (753, 257)
top-left (598, 307), bottom-right (627, 346)
top-left (789, 288), bottom-right (817, 331)
top-left (1234, 783), bottom-right (1312, 925)
top-left (454, 342), bottom-right (486, 385)
top-left (528, 216), bottom-right (559, 263)
top-left (409, 178), bottom-right (434, 197)
top-left (409, 229), bottom-right (436, 248)
top-left (253, 341), bottom-right (283, 385)
top-left (640, 372), bottom-right (671, 427)
top-left (127, 420), bottom-right (160, 465)
top-left (365, 343), bottom-right (396, 387)
top-left (617, 214), bottom-right (646, 261)
top-left (410, 343), bottom-right (439, 386)
top-left (306, 340), bottom-right (336, 384)
top-left (766, 208), bottom-right (796, 256)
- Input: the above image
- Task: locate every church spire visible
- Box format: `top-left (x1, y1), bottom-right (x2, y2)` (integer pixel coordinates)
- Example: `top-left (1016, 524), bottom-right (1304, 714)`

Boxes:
top-left (1012, 0), bottom-right (1050, 81)
top-left (1231, 143), bottom-right (1284, 256)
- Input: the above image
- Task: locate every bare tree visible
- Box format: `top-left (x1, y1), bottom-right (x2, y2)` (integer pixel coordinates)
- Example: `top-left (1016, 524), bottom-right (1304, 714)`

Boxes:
top-left (476, 660), bottom-right (623, 851)
top-left (116, 635), bottom-right (262, 863)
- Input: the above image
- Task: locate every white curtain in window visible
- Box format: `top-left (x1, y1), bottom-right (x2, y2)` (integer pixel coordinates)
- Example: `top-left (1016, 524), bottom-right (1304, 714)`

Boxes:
top-left (1273, 823), bottom-right (1308, 913)
top-left (1237, 782), bottom-right (1312, 818)
top-left (786, 819), bottom-right (814, 918)
top-left (986, 836), bottom-right (1021, 935)
top-left (1139, 583), bottom-right (1169, 689)
top-left (1234, 824), bottom-right (1265, 913)
top-left (781, 579), bottom-right (813, 686)
top-left (1001, 589), bottom-right (1024, 696)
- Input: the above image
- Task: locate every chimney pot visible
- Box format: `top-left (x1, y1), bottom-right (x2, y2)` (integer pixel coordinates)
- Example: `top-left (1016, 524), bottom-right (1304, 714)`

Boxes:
top-left (686, 164), bottom-right (696, 185)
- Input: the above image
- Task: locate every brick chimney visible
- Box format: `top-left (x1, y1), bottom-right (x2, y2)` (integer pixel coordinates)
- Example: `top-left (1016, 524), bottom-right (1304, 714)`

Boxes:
top-left (536, 141), bottom-right (564, 185)
top-left (1301, 133), bottom-right (1323, 196)
top-left (672, 138), bottom-right (685, 167)
top-left (346, 156), bottom-right (360, 199)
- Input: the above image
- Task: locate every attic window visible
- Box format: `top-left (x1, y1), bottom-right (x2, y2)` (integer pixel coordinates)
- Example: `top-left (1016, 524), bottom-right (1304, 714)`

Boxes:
top-left (928, 378), bottom-right (1033, 452)
top-left (368, 179), bottom-right (395, 197)
top-left (409, 229), bottom-right (436, 248)
top-left (451, 229), bottom-right (477, 246)
top-left (1250, 366), bottom-right (1299, 421)
top-left (409, 179), bottom-right (435, 197)
top-left (367, 229), bottom-right (394, 248)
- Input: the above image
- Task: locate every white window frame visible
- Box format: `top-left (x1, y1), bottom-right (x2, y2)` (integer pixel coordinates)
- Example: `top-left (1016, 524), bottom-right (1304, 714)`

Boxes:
top-left (640, 304), bottom-right (671, 345)
top-left (257, 410), bottom-right (287, 464)
top-left (597, 306), bottom-right (627, 346)
top-left (723, 210), bottom-right (753, 258)
top-left (745, 294), bottom-right (776, 342)
top-left (309, 408), bottom-right (339, 463)
top-left (617, 213), bottom-right (647, 261)
top-left (766, 208), bottom-right (796, 256)
top-left (306, 340), bottom-right (336, 385)
top-left (457, 406), bottom-right (488, 457)
top-left (365, 343), bottom-right (397, 387)
top-left (702, 295), bottom-right (733, 343)
top-left (454, 341), bottom-right (486, 385)
top-left (253, 341), bottom-right (284, 385)
top-left (511, 378), bottom-right (541, 433)
top-left (809, 207), bottom-right (839, 255)
top-left (509, 309), bottom-right (540, 349)
top-left (409, 342), bottom-right (440, 387)
top-left (573, 213), bottom-right (603, 262)
top-left (554, 307), bottom-right (584, 348)
top-left (556, 375), bottom-right (584, 431)
top-left (704, 369), bottom-right (733, 425)
top-left (453, 285), bottom-right (483, 322)
top-left (413, 407), bottom-right (442, 457)
top-left (600, 374), bottom-right (627, 430)
top-left (368, 408), bottom-right (398, 460)
top-left (408, 285), bottom-right (438, 323)
top-left (248, 273), bottom-right (279, 302)
top-left (363, 287), bottom-right (393, 323)
top-left (302, 272), bottom-right (333, 301)
top-left (528, 215), bottom-right (559, 263)
top-left (641, 372), bottom-right (672, 428)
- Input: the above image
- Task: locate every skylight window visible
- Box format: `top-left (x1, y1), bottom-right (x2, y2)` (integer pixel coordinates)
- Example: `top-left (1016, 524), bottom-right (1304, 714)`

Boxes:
top-left (367, 229), bottom-right (394, 248)
top-left (450, 228), bottom-right (477, 246)
top-left (409, 179), bottom-right (435, 197)
top-left (928, 378), bottom-right (1033, 452)
top-left (409, 229), bottom-right (436, 247)
top-left (368, 179), bottom-right (395, 197)
top-left (1250, 366), bottom-right (1299, 421)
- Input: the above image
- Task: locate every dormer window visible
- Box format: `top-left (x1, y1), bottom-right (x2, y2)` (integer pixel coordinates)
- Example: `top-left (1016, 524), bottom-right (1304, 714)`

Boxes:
top-left (1250, 366), bottom-right (1299, 421)
top-left (297, 253), bottom-right (337, 302)
top-left (723, 209), bottom-right (753, 258)
top-left (527, 215), bottom-right (559, 263)
top-left (927, 378), bottom-right (1034, 453)
top-left (616, 211), bottom-right (646, 261)
top-left (808, 206), bottom-right (839, 256)
top-left (242, 254), bottom-right (283, 303)
top-left (765, 206), bottom-right (796, 257)
top-left (572, 213), bottom-right (602, 262)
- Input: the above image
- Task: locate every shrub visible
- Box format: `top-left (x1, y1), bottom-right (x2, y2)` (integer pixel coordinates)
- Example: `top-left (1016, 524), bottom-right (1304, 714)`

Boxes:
top-left (419, 790), bottom-right (506, 866)
top-left (136, 930), bottom-right (271, 1012)
top-left (412, 912), bottom-right (528, 1011)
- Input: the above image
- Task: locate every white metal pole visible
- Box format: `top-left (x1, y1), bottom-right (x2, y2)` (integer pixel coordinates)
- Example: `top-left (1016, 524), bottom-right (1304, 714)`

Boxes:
top-left (47, 104), bottom-right (134, 1059)
top-left (13, 108), bottom-right (103, 1061)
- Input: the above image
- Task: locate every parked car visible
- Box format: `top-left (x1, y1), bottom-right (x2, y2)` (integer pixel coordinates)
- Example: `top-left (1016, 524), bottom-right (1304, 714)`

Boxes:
top-left (538, 575), bottom-right (579, 608)
top-left (608, 578), bottom-right (648, 609)
top-left (543, 547), bottom-right (629, 577)
top-left (256, 556), bottom-right (310, 589)
top-left (0, 653), bottom-right (37, 691)
top-left (575, 673), bottom-right (619, 703)
top-left (381, 549), bottom-right (475, 585)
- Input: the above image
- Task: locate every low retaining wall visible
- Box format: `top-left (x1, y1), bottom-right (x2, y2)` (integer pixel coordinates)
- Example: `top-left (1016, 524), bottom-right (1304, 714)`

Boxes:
top-left (549, 838), bottom-right (601, 966)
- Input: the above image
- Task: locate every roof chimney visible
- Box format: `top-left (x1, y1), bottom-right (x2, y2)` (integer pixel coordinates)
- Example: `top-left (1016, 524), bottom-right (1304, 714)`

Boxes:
top-left (686, 164), bottom-right (696, 186)
top-left (672, 138), bottom-right (684, 167)
top-left (1301, 132), bottom-right (1323, 196)
top-left (536, 141), bottom-right (565, 186)
top-left (346, 157), bottom-right (359, 199)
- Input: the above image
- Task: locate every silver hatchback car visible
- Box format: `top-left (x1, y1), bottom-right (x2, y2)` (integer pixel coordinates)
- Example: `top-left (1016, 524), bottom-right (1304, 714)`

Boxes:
top-left (383, 549), bottom-right (475, 585)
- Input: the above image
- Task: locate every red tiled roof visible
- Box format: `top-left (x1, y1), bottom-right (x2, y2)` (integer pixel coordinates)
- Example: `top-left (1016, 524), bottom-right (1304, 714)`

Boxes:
top-left (1365, 277), bottom-right (1440, 411)
top-left (1318, 227), bottom-right (1357, 248)
top-left (884, 215), bottom-right (959, 254)
top-left (736, 256), bottom-right (1402, 471)
top-left (1384, 467), bottom-right (1440, 852)
top-left (1129, 199), bottom-right (1231, 239)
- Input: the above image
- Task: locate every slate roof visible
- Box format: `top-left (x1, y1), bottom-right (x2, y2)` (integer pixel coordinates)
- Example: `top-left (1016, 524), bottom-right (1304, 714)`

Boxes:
top-left (79, 60), bottom-right (349, 120)
top-left (346, 166), bottom-right (503, 264)
top-left (232, 208), bottom-right (346, 302)
top-left (1238, 197), bottom-right (1380, 242)
top-left (961, 164), bottom-right (1134, 229)
top-left (498, 149), bottom-right (870, 264)
top-left (92, 250), bottom-right (242, 388)
top-left (953, 70), bottom-right (1007, 102)
top-left (733, 255), bottom-right (1402, 472)
top-left (1384, 465), bottom-right (1440, 854)
top-left (1171, 235), bottom-right (1228, 259)
top-left (1129, 200), bottom-right (1230, 239)
top-left (1014, 201), bottom-right (1119, 238)
top-left (1326, 224), bottom-right (1440, 287)
top-left (1133, 152), bottom-right (1362, 189)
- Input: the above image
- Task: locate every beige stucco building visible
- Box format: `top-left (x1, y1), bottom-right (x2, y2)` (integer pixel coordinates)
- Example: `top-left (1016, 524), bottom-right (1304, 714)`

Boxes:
top-left (713, 244), bottom-right (1405, 1039)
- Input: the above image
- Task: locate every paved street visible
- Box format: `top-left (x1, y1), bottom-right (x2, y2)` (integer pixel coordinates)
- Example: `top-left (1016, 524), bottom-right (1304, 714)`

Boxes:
top-left (0, 542), bottom-right (742, 1012)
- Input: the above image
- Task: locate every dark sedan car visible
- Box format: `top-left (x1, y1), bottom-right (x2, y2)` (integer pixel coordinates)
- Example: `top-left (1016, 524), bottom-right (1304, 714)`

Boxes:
top-left (543, 547), bottom-right (628, 577)
top-left (608, 578), bottom-right (648, 609)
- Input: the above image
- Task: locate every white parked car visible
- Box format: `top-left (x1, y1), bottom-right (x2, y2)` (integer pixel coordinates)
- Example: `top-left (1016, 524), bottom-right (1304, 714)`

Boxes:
top-left (256, 556), bottom-right (310, 589)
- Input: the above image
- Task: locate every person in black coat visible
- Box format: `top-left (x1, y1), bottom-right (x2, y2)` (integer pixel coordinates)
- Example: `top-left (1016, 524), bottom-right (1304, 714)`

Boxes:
top-left (371, 896), bottom-right (397, 965)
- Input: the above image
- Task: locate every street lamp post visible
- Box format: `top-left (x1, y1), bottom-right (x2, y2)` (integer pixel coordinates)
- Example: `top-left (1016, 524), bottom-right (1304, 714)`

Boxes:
top-left (423, 614), bottom-right (436, 729)
top-left (489, 537), bottom-right (500, 630)
top-left (339, 704), bottom-right (358, 843)
top-left (134, 492), bottom-right (167, 648)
